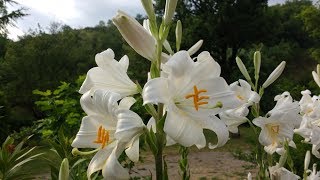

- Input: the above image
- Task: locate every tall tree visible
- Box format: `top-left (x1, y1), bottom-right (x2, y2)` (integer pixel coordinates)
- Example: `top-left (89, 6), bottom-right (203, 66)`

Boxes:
top-left (0, 0), bottom-right (27, 36)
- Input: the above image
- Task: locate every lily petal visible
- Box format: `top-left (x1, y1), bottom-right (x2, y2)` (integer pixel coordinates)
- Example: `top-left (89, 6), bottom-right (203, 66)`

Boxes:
top-left (118, 97), bottom-right (136, 110)
top-left (125, 134), bottom-right (140, 162)
top-left (115, 109), bottom-right (145, 142)
top-left (143, 77), bottom-right (171, 105)
top-left (201, 115), bottom-right (229, 149)
top-left (87, 141), bottom-right (116, 179)
top-left (102, 142), bottom-right (130, 180)
top-left (164, 104), bottom-right (206, 149)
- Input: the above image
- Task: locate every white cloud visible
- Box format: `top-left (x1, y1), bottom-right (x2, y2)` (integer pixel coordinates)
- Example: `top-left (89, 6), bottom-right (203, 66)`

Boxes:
top-left (7, 0), bottom-right (145, 40)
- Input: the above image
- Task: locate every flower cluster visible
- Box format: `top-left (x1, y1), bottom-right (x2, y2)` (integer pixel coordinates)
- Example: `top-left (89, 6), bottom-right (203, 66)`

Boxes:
top-left (69, 0), bottom-right (320, 179)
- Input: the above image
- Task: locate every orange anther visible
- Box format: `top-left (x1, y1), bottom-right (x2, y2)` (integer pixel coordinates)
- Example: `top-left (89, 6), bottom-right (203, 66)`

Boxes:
top-left (94, 125), bottom-right (110, 148)
top-left (185, 85), bottom-right (209, 111)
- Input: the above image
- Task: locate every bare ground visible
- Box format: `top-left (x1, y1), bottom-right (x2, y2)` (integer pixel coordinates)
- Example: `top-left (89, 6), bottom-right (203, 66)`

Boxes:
top-left (130, 149), bottom-right (257, 180)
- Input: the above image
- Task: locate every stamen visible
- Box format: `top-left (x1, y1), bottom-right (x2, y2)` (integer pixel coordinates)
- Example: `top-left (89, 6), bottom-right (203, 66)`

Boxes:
top-left (185, 85), bottom-right (209, 111)
top-left (237, 95), bottom-right (244, 101)
top-left (93, 125), bottom-right (110, 148)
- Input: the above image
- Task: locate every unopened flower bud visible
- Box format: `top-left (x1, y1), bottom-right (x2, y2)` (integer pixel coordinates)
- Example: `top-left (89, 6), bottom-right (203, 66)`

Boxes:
top-left (247, 172), bottom-right (252, 180)
top-left (175, 20), bottom-right (182, 51)
top-left (236, 57), bottom-right (251, 82)
top-left (312, 71), bottom-right (320, 88)
top-left (113, 10), bottom-right (156, 61)
top-left (141, 0), bottom-right (156, 22)
top-left (163, 0), bottom-right (178, 25)
top-left (163, 40), bottom-right (174, 55)
top-left (188, 39), bottom-right (203, 56)
top-left (262, 61), bottom-right (286, 88)
top-left (254, 51), bottom-right (261, 79)
top-left (304, 150), bottom-right (311, 170)
top-left (59, 158), bottom-right (69, 180)
top-left (317, 64), bottom-right (320, 75)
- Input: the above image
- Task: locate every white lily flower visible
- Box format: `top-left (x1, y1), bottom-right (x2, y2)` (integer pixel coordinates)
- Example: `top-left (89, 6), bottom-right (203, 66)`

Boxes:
top-left (254, 116), bottom-right (295, 154)
top-left (268, 92), bottom-right (301, 128)
top-left (230, 79), bottom-right (260, 104)
top-left (253, 92), bottom-right (300, 154)
top-left (269, 165), bottom-right (300, 180)
top-left (113, 10), bottom-right (156, 61)
top-left (312, 70), bottom-right (320, 88)
top-left (79, 49), bottom-right (138, 98)
top-left (72, 90), bottom-right (145, 179)
top-left (220, 79), bottom-right (260, 133)
top-left (299, 90), bottom-right (320, 119)
top-left (143, 51), bottom-right (239, 149)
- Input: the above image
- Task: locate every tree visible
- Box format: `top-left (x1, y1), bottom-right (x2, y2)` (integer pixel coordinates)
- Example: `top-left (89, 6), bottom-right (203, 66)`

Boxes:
top-left (155, 0), bottom-right (268, 81)
top-left (299, 4), bottom-right (320, 62)
top-left (0, 0), bottom-right (27, 36)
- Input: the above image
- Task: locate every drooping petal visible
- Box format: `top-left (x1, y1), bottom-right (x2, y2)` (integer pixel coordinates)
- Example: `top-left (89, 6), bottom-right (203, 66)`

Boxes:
top-left (125, 134), bottom-right (140, 162)
top-left (115, 109), bottom-right (145, 142)
top-left (201, 115), bottom-right (229, 149)
top-left (87, 141), bottom-right (116, 179)
top-left (102, 142), bottom-right (130, 180)
top-left (118, 97), bottom-right (136, 110)
top-left (164, 104), bottom-right (206, 149)
top-left (143, 77), bottom-right (171, 105)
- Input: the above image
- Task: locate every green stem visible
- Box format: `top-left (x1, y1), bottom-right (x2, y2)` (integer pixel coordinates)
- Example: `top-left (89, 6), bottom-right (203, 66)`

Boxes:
top-left (179, 146), bottom-right (190, 180)
top-left (154, 35), bottom-right (165, 180)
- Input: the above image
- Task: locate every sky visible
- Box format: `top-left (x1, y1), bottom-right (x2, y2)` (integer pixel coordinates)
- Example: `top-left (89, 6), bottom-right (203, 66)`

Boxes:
top-left (7, 0), bottom-right (286, 40)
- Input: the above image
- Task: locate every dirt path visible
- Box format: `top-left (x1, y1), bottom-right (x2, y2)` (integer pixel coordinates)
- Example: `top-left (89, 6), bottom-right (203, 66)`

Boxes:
top-left (130, 150), bottom-right (257, 179)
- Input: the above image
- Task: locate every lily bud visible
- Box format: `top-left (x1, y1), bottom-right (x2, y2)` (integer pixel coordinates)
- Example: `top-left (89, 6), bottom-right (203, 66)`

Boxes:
top-left (163, 0), bottom-right (178, 25)
top-left (317, 64), bottom-right (320, 75)
top-left (113, 10), bottom-right (156, 61)
top-left (254, 51), bottom-right (261, 79)
top-left (262, 61), bottom-right (286, 88)
top-left (304, 151), bottom-right (311, 170)
top-left (175, 20), bottom-right (182, 51)
top-left (247, 172), bottom-right (252, 180)
top-left (187, 39), bottom-right (203, 56)
top-left (312, 71), bottom-right (320, 88)
top-left (59, 158), bottom-right (69, 180)
top-left (236, 57), bottom-right (252, 82)
top-left (141, 0), bottom-right (156, 22)
top-left (163, 40), bottom-right (174, 55)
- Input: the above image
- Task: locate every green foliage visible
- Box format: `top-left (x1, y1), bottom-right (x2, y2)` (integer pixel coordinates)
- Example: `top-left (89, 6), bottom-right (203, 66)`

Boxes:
top-left (32, 76), bottom-right (85, 138)
top-left (0, 136), bottom-right (45, 180)
top-left (44, 129), bottom-right (89, 180)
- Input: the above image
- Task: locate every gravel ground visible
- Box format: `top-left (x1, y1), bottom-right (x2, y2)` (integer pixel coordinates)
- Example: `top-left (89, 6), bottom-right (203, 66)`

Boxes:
top-left (130, 150), bottom-right (257, 180)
